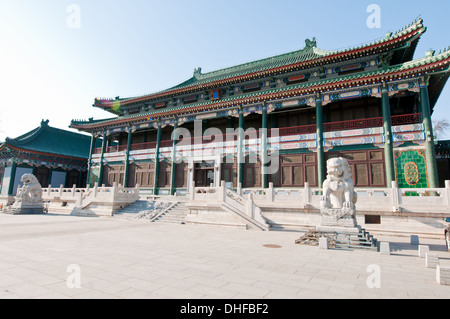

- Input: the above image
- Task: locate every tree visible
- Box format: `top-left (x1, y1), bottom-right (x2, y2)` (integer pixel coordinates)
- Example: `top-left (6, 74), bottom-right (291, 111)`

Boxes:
top-left (433, 119), bottom-right (450, 140)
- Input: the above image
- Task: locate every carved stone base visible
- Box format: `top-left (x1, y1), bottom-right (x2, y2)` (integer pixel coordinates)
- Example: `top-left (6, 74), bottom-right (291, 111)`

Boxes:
top-left (320, 207), bottom-right (357, 228)
top-left (316, 225), bottom-right (361, 234)
top-left (320, 216), bottom-right (357, 227)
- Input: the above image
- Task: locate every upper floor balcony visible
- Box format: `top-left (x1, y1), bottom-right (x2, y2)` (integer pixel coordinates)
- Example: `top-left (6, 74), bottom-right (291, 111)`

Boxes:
top-left (92, 113), bottom-right (424, 158)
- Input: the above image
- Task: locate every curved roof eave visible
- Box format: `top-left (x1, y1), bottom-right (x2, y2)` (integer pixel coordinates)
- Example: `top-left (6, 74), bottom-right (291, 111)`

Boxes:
top-left (71, 49), bottom-right (450, 132)
top-left (93, 19), bottom-right (426, 110)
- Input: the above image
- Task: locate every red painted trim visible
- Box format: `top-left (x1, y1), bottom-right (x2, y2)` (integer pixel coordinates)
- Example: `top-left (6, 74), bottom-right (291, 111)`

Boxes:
top-left (288, 74), bottom-right (306, 82)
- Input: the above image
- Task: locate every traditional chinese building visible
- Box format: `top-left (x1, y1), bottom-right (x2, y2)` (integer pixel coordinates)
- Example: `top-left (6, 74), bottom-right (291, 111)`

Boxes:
top-left (0, 120), bottom-right (100, 205)
top-left (70, 18), bottom-right (450, 195)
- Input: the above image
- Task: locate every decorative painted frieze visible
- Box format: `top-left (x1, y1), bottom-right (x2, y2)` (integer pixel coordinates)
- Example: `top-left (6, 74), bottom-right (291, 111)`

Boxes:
top-left (268, 94), bottom-right (316, 110)
top-left (391, 123), bottom-right (423, 132)
top-left (324, 127), bottom-right (383, 138)
top-left (393, 132), bottom-right (425, 142)
top-left (279, 133), bottom-right (316, 142)
top-left (270, 141), bottom-right (316, 151)
top-left (325, 136), bottom-right (383, 148)
top-left (388, 80), bottom-right (421, 96)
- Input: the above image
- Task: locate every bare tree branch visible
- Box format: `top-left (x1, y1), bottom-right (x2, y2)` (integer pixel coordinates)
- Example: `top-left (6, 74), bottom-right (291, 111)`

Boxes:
top-left (433, 118), bottom-right (450, 140)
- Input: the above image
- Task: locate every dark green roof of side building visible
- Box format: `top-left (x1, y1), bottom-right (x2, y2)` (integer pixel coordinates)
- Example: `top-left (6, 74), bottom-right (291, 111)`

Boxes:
top-left (1, 120), bottom-right (100, 159)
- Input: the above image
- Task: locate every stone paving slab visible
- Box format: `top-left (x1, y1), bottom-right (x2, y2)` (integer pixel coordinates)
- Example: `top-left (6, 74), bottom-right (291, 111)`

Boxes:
top-left (0, 213), bottom-right (449, 299)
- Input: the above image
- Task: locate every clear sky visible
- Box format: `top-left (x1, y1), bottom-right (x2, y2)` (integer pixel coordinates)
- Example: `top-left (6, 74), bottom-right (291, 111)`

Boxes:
top-left (1, 0), bottom-right (449, 141)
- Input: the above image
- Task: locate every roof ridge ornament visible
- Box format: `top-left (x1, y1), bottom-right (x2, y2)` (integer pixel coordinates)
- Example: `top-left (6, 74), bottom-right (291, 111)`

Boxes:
top-left (193, 67), bottom-right (202, 79)
top-left (304, 37), bottom-right (317, 51)
top-left (426, 49), bottom-right (435, 57)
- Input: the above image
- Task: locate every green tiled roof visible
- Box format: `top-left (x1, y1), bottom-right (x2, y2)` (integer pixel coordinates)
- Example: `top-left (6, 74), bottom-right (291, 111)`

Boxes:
top-left (166, 46), bottom-right (331, 90)
top-left (94, 18), bottom-right (426, 108)
top-left (3, 120), bottom-right (99, 159)
top-left (71, 47), bottom-right (450, 130)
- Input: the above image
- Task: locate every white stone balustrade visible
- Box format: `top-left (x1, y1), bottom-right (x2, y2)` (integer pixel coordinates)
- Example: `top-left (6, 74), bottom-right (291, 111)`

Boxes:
top-left (42, 183), bottom-right (140, 216)
top-left (191, 180), bottom-right (450, 235)
top-left (241, 180), bottom-right (450, 216)
top-left (188, 181), bottom-right (269, 230)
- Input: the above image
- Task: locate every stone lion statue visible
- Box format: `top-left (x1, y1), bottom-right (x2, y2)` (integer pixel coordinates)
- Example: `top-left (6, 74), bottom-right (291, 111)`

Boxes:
top-left (14, 173), bottom-right (43, 205)
top-left (319, 157), bottom-right (357, 228)
top-left (321, 157), bottom-right (357, 209)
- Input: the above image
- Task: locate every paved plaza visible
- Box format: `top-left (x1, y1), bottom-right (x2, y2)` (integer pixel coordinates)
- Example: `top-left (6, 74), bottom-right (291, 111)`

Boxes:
top-left (0, 213), bottom-right (449, 299)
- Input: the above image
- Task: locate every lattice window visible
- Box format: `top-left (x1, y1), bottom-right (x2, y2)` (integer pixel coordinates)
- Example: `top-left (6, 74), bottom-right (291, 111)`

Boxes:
top-left (277, 154), bottom-right (317, 187)
top-left (327, 150), bottom-right (385, 187)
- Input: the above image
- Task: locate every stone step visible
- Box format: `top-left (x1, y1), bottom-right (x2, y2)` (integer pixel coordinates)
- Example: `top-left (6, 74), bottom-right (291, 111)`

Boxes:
top-left (335, 243), bottom-right (378, 251)
top-left (154, 218), bottom-right (186, 223)
top-left (151, 202), bottom-right (188, 224)
top-left (114, 200), bottom-right (177, 220)
top-left (296, 229), bottom-right (378, 251)
top-left (154, 219), bottom-right (186, 223)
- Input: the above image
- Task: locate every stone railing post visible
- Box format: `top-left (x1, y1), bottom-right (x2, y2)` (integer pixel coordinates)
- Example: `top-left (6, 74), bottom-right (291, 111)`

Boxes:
top-left (246, 193), bottom-right (254, 218)
top-left (77, 191), bottom-right (83, 207)
top-left (59, 185), bottom-right (63, 197)
top-left (190, 181), bottom-right (195, 201)
top-left (112, 182), bottom-right (118, 197)
top-left (47, 185), bottom-right (52, 196)
top-left (304, 182), bottom-right (311, 208)
top-left (445, 180), bottom-right (450, 207)
top-left (391, 181), bottom-right (401, 212)
top-left (135, 184), bottom-right (140, 199)
top-left (94, 182), bottom-right (98, 198)
top-left (72, 185), bottom-right (76, 197)
top-left (220, 181), bottom-right (226, 202)
top-left (266, 182), bottom-right (274, 202)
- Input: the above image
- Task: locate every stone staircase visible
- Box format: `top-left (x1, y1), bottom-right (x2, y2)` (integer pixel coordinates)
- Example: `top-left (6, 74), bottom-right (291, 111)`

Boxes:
top-left (296, 228), bottom-right (378, 251)
top-left (333, 229), bottom-right (378, 251)
top-left (113, 200), bottom-right (155, 220)
top-left (152, 201), bottom-right (188, 224)
top-left (113, 198), bottom-right (188, 224)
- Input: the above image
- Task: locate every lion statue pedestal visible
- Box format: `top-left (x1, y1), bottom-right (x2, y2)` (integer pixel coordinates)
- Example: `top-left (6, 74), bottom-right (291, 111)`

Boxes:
top-left (297, 157), bottom-right (378, 250)
top-left (10, 174), bottom-right (44, 215)
top-left (316, 157), bottom-right (360, 234)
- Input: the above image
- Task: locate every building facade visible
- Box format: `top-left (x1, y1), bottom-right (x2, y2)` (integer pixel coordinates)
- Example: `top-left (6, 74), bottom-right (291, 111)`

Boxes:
top-left (0, 120), bottom-right (100, 205)
top-left (70, 19), bottom-right (450, 195)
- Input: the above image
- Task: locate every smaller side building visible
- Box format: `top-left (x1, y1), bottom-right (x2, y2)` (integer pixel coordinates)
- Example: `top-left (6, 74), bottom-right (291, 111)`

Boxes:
top-left (0, 120), bottom-right (100, 206)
